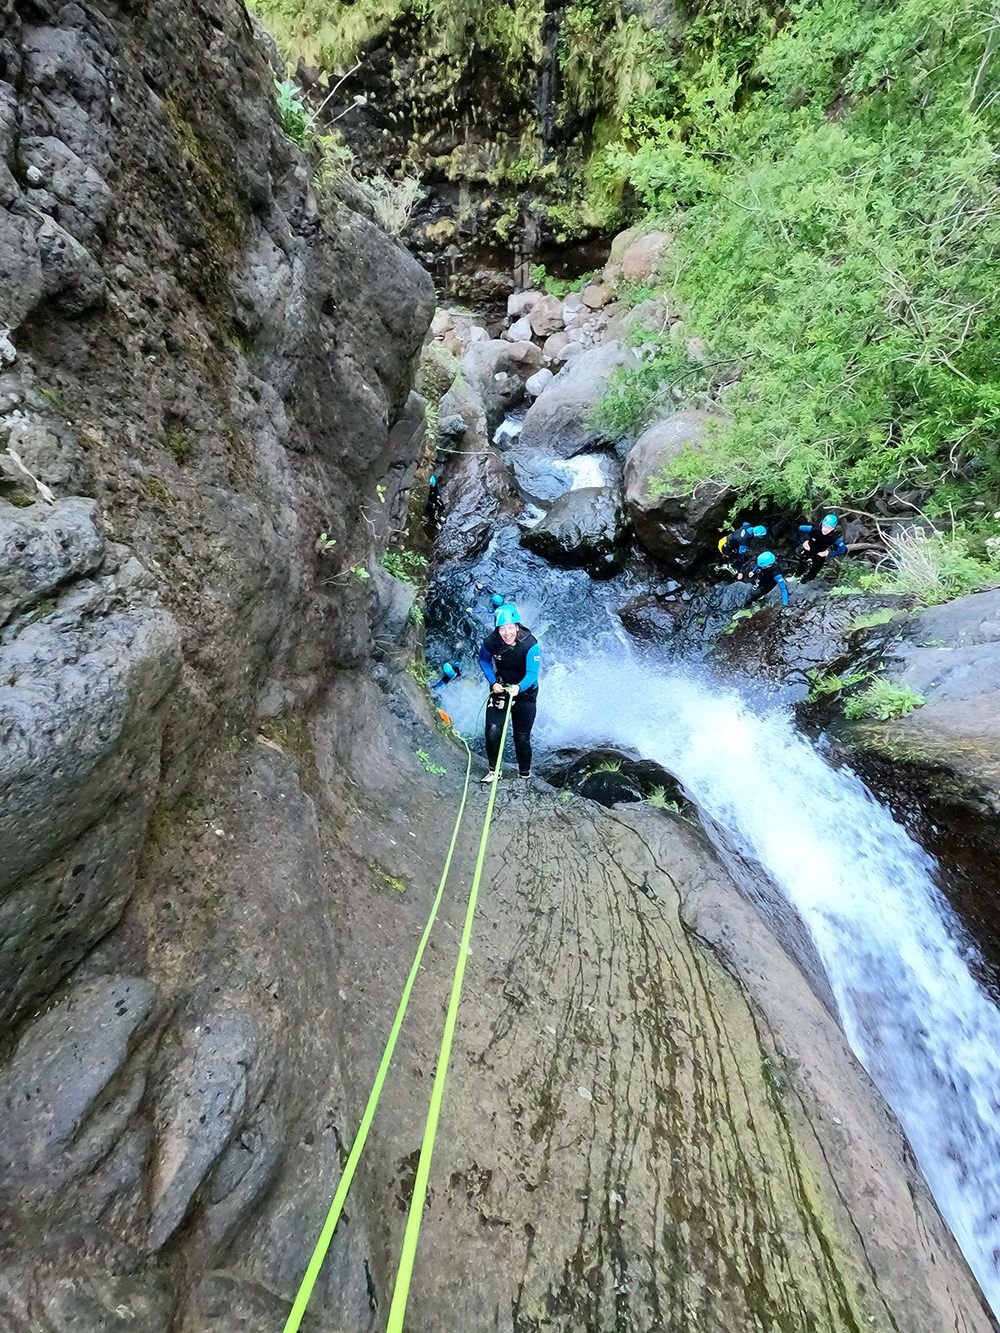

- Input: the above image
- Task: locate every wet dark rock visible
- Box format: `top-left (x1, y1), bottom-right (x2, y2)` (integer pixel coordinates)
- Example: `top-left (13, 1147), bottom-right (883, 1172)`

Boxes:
top-left (616, 592), bottom-right (683, 646)
top-left (435, 447), bottom-right (520, 564)
top-left (624, 409), bottom-right (735, 567)
top-left (837, 589), bottom-right (1000, 955)
top-left (521, 484), bottom-right (629, 578)
top-left (714, 589), bottom-right (914, 688)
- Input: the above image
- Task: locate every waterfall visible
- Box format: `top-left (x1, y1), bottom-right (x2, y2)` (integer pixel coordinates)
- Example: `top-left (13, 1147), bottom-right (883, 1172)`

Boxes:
top-left (535, 650), bottom-right (1000, 1313)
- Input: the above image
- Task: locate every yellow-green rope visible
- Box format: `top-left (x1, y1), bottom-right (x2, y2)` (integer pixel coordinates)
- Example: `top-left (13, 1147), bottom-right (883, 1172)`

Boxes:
top-left (282, 733), bottom-right (474, 1333)
top-left (385, 697), bottom-right (513, 1332)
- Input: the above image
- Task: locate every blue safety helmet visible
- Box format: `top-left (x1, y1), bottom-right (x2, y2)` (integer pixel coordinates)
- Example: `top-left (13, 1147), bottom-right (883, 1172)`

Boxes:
top-left (490, 593), bottom-right (505, 607)
top-left (822, 513), bottom-right (838, 528)
top-left (430, 474), bottom-right (437, 486)
top-left (757, 551), bottom-right (776, 568)
top-left (752, 525), bottom-right (767, 538)
top-left (441, 662), bottom-right (457, 679)
top-left (495, 605), bottom-right (521, 627)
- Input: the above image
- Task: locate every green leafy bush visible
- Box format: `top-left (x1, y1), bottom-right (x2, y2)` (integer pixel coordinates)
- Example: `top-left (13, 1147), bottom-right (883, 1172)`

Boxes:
top-left (593, 0), bottom-right (1000, 516)
top-left (380, 549), bottom-right (429, 585)
top-left (645, 786), bottom-right (680, 811)
top-left (274, 78), bottom-right (315, 147)
top-left (843, 678), bottom-right (925, 720)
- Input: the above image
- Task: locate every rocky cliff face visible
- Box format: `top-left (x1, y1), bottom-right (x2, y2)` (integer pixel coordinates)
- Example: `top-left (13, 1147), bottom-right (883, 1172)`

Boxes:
top-left (0, 0), bottom-right (434, 1323)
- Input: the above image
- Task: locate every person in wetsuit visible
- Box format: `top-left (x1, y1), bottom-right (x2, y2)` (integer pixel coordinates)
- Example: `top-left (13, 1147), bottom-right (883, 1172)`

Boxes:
top-left (478, 604), bottom-right (540, 784)
top-left (718, 521), bottom-right (767, 573)
top-left (740, 551), bottom-right (790, 605)
top-left (425, 473), bottom-right (445, 529)
top-left (796, 513), bottom-right (847, 582)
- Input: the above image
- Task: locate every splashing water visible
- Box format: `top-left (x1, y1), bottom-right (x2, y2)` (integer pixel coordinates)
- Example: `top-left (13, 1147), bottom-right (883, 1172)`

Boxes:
top-left (537, 650), bottom-right (1000, 1312)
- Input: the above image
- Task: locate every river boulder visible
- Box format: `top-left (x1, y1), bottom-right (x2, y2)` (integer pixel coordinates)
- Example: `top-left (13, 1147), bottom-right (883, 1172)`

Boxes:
top-left (624, 409), bottom-right (735, 567)
top-left (519, 340), bottom-right (638, 458)
top-left (435, 447), bottom-right (520, 563)
top-left (521, 485), bottom-right (630, 577)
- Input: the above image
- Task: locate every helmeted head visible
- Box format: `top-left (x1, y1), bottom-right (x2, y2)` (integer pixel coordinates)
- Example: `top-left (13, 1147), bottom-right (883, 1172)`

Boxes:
top-left (491, 593), bottom-right (505, 608)
top-left (821, 513), bottom-right (838, 532)
top-left (430, 474), bottom-right (437, 487)
top-left (757, 551), bottom-right (776, 569)
top-left (495, 604), bottom-right (521, 644)
top-left (752, 525), bottom-right (767, 539)
top-left (441, 662), bottom-right (457, 680)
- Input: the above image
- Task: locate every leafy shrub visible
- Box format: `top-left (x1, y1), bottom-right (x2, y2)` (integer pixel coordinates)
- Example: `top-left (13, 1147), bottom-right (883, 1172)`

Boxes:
top-left (843, 678), bottom-right (925, 721)
top-left (529, 263), bottom-right (596, 299)
top-left (591, 0), bottom-right (1000, 515)
top-left (380, 549), bottom-right (428, 585)
top-left (807, 668), bottom-right (872, 700)
top-left (274, 78), bottom-right (315, 148)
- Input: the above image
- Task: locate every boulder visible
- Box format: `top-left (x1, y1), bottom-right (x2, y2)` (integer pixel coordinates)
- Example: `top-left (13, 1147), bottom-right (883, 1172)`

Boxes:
top-left (624, 410), bottom-right (735, 567)
top-left (0, 497), bottom-right (105, 626)
top-left (604, 296), bottom-right (674, 345)
top-left (542, 331), bottom-right (569, 363)
top-left (435, 447), bottom-right (520, 563)
top-left (581, 282), bottom-right (610, 310)
top-left (621, 229), bottom-right (673, 284)
top-left (519, 340), bottom-right (638, 459)
top-left (439, 372), bottom-right (488, 446)
top-left (506, 314), bottom-right (534, 343)
top-left (527, 294), bottom-right (564, 337)
top-left (458, 339), bottom-right (538, 432)
top-left (616, 593), bottom-right (683, 646)
top-left (525, 368), bottom-right (553, 398)
top-left (521, 485), bottom-right (629, 578)
top-left (507, 290), bottom-right (542, 319)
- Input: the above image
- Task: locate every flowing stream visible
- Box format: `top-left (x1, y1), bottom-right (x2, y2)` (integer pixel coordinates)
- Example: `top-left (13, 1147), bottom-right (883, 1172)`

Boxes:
top-left (428, 412), bottom-right (1000, 1313)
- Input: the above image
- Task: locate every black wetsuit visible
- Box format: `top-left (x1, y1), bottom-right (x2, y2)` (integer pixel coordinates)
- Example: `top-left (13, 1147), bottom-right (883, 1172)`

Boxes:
top-left (478, 626), bottom-right (541, 775)
top-left (797, 523), bottom-right (848, 582)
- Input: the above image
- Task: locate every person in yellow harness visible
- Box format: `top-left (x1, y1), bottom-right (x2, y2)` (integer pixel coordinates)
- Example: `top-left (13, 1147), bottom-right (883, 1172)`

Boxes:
top-left (718, 521), bottom-right (767, 573)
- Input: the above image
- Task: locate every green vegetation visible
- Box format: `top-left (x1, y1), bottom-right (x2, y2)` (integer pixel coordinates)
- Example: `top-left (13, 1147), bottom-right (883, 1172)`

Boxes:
top-left (854, 528), bottom-right (999, 605)
top-left (645, 786), bottom-right (680, 812)
top-left (848, 608), bottom-right (905, 632)
top-left (843, 678), bottom-right (926, 721)
top-left (592, 0), bottom-right (1000, 519)
top-left (380, 549), bottom-right (429, 585)
top-left (275, 78), bottom-right (315, 147)
top-left (370, 860), bottom-right (406, 892)
top-left (592, 758), bottom-right (623, 775)
top-left (529, 263), bottom-right (597, 299)
top-left (416, 748), bottom-right (447, 775)
top-left (351, 564), bottom-right (371, 581)
top-left (807, 668), bottom-right (872, 701)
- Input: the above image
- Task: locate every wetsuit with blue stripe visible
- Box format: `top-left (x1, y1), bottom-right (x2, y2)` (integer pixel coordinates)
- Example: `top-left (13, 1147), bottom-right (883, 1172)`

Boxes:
top-left (747, 566), bottom-right (790, 606)
top-left (479, 627), bottom-right (540, 775)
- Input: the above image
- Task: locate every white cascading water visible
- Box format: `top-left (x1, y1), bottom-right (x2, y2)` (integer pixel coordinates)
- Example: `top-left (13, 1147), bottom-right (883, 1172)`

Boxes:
top-left (532, 650), bottom-right (1000, 1312)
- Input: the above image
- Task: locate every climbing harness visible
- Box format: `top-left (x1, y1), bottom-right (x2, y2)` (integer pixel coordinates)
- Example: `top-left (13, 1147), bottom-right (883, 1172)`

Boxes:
top-left (282, 731), bottom-right (474, 1333)
top-left (385, 698), bottom-right (512, 1332)
top-left (284, 694), bottom-right (511, 1332)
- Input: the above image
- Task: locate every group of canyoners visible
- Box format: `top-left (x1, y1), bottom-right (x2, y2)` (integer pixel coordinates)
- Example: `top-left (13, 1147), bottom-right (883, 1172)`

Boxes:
top-left (429, 513), bottom-right (850, 782)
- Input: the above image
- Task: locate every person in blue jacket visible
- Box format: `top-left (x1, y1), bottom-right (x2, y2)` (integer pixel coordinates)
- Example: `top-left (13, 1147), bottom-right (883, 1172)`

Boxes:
top-left (718, 521), bottom-right (767, 573)
top-left (740, 551), bottom-right (790, 606)
top-left (430, 655), bottom-right (462, 691)
top-left (797, 513), bottom-right (848, 582)
top-left (478, 605), bottom-right (540, 783)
